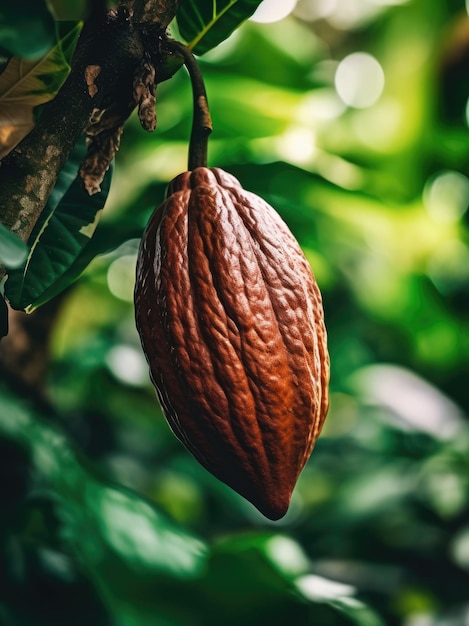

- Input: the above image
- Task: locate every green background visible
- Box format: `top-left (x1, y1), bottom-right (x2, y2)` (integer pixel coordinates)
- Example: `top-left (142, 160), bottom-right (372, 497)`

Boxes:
top-left (2, 0), bottom-right (469, 624)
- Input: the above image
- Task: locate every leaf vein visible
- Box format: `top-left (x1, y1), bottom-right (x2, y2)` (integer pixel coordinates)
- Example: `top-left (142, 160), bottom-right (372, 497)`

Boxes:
top-left (188, 0), bottom-right (239, 51)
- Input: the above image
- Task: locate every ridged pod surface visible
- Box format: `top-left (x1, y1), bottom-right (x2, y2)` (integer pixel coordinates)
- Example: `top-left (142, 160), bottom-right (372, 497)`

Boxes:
top-left (134, 167), bottom-right (329, 520)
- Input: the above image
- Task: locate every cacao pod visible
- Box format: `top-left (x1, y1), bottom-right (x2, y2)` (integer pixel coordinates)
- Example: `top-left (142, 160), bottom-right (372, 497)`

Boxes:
top-left (134, 167), bottom-right (329, 520)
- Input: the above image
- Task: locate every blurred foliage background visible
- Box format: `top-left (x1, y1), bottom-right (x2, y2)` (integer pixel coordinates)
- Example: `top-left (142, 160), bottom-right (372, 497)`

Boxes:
top-left (2, 0), bottom-right (469, 624)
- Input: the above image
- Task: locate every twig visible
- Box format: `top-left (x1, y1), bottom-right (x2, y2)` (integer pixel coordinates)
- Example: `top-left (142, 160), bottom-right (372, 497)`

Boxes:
top-left (167, 41), bottom-right (212, 170)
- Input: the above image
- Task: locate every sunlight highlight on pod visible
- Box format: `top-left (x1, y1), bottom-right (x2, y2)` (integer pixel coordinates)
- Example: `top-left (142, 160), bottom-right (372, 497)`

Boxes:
top-left (250, 0), bottom-right (297, 23)
top-left (423, 170), bottom-right (469, 224)
top-left (334, 52), bottom-right (385, 108)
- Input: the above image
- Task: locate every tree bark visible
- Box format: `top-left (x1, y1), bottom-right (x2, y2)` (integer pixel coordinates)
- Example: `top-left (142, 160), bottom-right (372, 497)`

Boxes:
top-left (0, 0), bottom-right (180, 400)
top-left (0, 297), bottom-right (65, 409)
top-left (0, 0), bottom-right (180, 244)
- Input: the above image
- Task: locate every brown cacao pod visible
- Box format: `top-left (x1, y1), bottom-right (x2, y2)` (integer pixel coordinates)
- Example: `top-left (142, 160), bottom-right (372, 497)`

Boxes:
top-left (134, 167), bottom-right (329, 520)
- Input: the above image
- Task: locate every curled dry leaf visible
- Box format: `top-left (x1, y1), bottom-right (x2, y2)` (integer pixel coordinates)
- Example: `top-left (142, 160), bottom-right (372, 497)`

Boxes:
top-left (79, 124), bottom-right (123, 195)
top-left (79, 56), bottom-right (158, 194)
top-left (84, 64), bottom-right (102, 98)
top-left (134, 167), bottom-right (329, 520)
top-left (133, 59), bottom-right (156, 131)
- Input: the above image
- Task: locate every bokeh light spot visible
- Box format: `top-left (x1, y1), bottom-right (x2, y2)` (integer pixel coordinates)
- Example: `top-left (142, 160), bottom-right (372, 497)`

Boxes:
top-left (251, 0), bottom-right (297, 23)
top-left (423, 170), bottom-right (469, 224)
top-left (295, 0), bottom-right (410, 27)
top-left (265, 536), bottom-right (309, 576)
top-left (106, 345), bottom-right (149, 386)
top-left (294, 0), bottom-right (337, 21)
top-left (107, 254), bottom-right (137, 302)
top-left (296, 574), bottom-right (356, 602)
top-left (452, 526), bottom-right (469, 571)
top-left (334, 52), bottom-right (385, 108)
top-left (278, 127), bottom-right (316, 165)
top-left (353, 365), bottom-right (465, 440)
top-left (427, 239), bottom-right (469, 295)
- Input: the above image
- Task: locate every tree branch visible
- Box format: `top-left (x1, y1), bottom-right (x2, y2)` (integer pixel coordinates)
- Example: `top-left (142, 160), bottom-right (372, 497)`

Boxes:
top-left (168, 41), bottom-right (212, 170)
top-left (0, 0), bottom-right (180, 244)
top-left (131, 0), bottom-right (180, 24)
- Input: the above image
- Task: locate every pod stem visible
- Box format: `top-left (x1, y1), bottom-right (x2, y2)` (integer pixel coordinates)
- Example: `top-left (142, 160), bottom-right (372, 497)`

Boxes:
top-left (169, 41), bottom-right (212, 170)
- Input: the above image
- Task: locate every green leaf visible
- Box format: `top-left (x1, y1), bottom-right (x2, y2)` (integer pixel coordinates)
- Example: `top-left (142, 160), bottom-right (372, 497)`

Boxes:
top-left (0, 22), bottom-right (81, 158)
top-left (0, 0), bottom-right (56, 60)
top-left (296, 575), bottom-right (386, 626)
top-left (176, 0), bottom-right (263, 55)
top-left (32, 221), bottom-right (144, 309)
top-left (329, 598), bottom-right (386, 626)
top-left (0, 222), bottom-right (29, 268)
top-left (57, 21), bottom-right (83, 64)
top-left (5, 137), bottom-right (113, 312)
top-left (48, 0), bottom-right (88, 20)
top-left (0, 388), bottom-right (208, 585)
